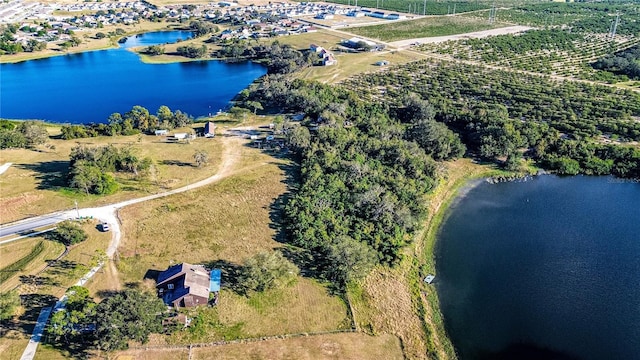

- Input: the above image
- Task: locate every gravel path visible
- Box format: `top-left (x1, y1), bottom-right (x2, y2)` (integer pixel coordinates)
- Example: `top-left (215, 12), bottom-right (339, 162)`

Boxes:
top-left (389, 25), bottom-right (533, 48)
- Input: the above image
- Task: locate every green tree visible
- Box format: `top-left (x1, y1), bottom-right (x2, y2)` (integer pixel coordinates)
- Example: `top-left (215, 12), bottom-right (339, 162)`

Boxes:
top-left (238, 251), bottom-right (299, 294)
top-left (144, 44), bottom-right (165, 55)
top-left (95, 289), bottom-right (165, 352)
top-left (16, 121), bottom-right (48, 148)
top-left (193, 150), bottom-right (209, 168)
top-left (48, 287), bottom-right (96, 344)
top-left (408, 119), bottom-right (465, 161)
top-left (48, 220), bottom-right (88, 246)
top-left (0, 290), bottom-right (20, 321)
top-left (323, 237), bottom-right (377, 287)
top-left (245, 100), bottom-right (263, 114)
top-left (285, 125), bottom-right (310, 153)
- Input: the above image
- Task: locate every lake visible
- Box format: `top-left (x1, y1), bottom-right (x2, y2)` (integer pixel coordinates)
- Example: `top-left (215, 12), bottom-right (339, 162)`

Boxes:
top-left (0, 31), bottom-right (266, 124)
top-left (435, 175), bottom-right (640, 360)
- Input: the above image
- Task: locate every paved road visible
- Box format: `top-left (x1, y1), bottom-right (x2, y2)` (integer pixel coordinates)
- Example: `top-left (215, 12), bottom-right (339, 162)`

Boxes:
top-left (14, 134), bottom-right (242, 360)
top-left (0, 212), bottom-right (72, 239)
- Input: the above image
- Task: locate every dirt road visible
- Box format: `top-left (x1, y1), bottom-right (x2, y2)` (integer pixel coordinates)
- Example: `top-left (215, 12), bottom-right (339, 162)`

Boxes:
top-left (389, 25), bottom-right (533, 48)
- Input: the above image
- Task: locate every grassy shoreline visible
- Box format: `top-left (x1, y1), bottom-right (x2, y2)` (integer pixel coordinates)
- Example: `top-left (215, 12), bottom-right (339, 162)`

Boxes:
top-left (412, 160), bottom-right (533, 359)
top-left (0, 22), bottom-right (180, 64)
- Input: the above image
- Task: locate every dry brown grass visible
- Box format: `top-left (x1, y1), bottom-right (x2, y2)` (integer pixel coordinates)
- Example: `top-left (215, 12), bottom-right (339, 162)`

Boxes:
top-left (0, 238), bottom-right (65, 293)
top-left (352, 267), bottom-right (428, 359)
top-left (115, 133), bottom-right (350, 348)
top-left (14, 220), bottom-right (112, 298)
top-left (348, 158), bottom-right (499, 360)
top-left (116, 136), bottom-right (284, 282)
top-left (0, 131), bottom-right (224, 224)
top-left (117, 332), bottom-right (402, 360)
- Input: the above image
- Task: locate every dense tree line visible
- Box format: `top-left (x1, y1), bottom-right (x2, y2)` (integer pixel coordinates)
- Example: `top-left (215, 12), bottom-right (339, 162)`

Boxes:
top-left (0, 120), bottom-right (49, 149)
top-left (593, 45), bottom-right (640, 80)
top-left (67, 144), bottom-right (152, 194)
top-left (217, 41), bottom-right (313, 74)
top-left (246, 76), bottom-right (468, 287)
top-left (60, 105), bottom-right (192, 139)
top-left (342, 59), bottom-right (640, 177)
top-left (176, 44), bottom-right (207, 58)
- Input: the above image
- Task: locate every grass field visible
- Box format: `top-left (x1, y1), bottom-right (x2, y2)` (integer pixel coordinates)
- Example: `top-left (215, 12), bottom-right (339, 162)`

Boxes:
top-left (116, 332), bottom-right (402, 360)
top-left (0, 220), bottom-right (112, 360)
top-left (112, 133), bottom-right (353, 351)
top-left (346, 16), bottom-right (506, 42)
top-left (0, 128), bottom-right (224, 224)
top-left (14, 220), bottom-right (112, 298)
top-left (0, 238), bottom-right (65, 293)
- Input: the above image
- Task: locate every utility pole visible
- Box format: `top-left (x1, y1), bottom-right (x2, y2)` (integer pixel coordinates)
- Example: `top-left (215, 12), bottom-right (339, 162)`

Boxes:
top-left (453, 4), bottom-right (456, 15)
top-left (74, 200), bottom-right (79, 218)
top-left (423, 0), bottom-right (427, 16)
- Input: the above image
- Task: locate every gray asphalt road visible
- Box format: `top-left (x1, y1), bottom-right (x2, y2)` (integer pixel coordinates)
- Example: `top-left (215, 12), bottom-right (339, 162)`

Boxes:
top-left (0, 212), bottom-right (72, 240)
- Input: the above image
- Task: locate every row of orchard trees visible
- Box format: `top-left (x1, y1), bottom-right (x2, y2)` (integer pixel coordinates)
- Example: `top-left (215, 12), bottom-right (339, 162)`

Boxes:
top-left (343, 59), bottom-right (640, 177)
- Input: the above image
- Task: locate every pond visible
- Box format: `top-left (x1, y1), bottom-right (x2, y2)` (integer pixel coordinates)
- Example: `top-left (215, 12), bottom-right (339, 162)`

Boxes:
top-left (435, 175), bottom-right (640, 360)
top-left (0, 31), bottom-right (267, 124)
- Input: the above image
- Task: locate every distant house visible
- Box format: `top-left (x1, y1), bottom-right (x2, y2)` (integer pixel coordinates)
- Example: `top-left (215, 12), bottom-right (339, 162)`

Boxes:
top-left (204, 122), bottom-right (216, 138)
top-left (156, 263), bottom-right (218, 308)
top-left (155, 129), bottom-right (168, 136)
top-left (375, 60), bottom-right (389, 66)
top-left (173, 133), bottom-right (188, 140)
top-left (310, 43), bottom-right (322, 52)
top-left (386, 13), bottom-right (406, 20)
top-left (315, 13), bottom-right (333, 19)
top-left (322, 53), bottom-right (337, 66)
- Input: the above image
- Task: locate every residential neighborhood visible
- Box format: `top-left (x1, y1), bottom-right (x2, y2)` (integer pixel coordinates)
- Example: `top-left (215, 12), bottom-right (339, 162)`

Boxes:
top-left (1, 0), bottom-right (400, 54)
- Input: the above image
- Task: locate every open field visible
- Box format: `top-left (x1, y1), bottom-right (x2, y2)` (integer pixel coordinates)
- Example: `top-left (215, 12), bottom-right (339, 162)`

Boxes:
top-left (13, 220), bottom-right (112, 298)
top-left (0, 237), bottom-right (65, 292)
top-left (116, 332), bottom-right (402, 360)
top-left (298, 48), bottom-right (425, 83)
top-left (112, 133), bottom-right (351, 347)
top-left (346, 15), bottom-right (506, 42)
top-left (0, 127), bottom-right (225, 224)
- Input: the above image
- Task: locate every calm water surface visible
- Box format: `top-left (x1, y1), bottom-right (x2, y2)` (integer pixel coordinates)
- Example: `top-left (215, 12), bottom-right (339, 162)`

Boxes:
top-left (0, 31), bottom-right (266, 123)
top-left (435, 175), bottom-right (640, 360)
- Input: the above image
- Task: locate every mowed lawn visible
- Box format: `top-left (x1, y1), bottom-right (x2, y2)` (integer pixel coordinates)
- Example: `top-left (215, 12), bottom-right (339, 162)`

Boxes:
top-left (0, 127), bottom-right (224, 223)
top-left (116, 139), bottom-right (351, 344)
top-left (347, 16), bottom-right (506, 42)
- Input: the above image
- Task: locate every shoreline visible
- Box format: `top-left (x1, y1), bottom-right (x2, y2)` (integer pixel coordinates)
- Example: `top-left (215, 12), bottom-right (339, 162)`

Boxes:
top-left (414, 160), bottom-right (508, 359)
top-left (0, 22), bottom-right (180, 64)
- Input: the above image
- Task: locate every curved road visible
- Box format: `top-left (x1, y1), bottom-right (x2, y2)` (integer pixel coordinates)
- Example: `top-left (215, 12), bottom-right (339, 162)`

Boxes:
top-left (14, 135), bottom-right (243, 360)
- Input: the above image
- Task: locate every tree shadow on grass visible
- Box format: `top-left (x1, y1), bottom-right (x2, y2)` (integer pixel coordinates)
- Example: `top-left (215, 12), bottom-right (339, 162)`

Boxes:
top-left (160, 160), bottom-right (194, 167)
top-left (16, 160), bottom-right (69, 190)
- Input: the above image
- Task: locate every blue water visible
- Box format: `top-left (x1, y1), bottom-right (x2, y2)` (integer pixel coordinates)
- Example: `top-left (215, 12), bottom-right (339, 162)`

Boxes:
top-left (0, 31), bottom-right (266, 124)
top-left (435, 175), bottom-right (640, 360)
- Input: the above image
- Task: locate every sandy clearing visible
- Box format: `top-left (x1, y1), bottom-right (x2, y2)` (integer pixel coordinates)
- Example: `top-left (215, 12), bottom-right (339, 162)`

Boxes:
top-left (389, 25), bottom-right (533, 48)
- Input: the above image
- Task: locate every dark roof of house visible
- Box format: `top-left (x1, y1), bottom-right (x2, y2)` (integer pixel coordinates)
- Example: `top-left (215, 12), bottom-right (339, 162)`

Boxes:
top-left (157, 263), bottom-right (211, 304)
